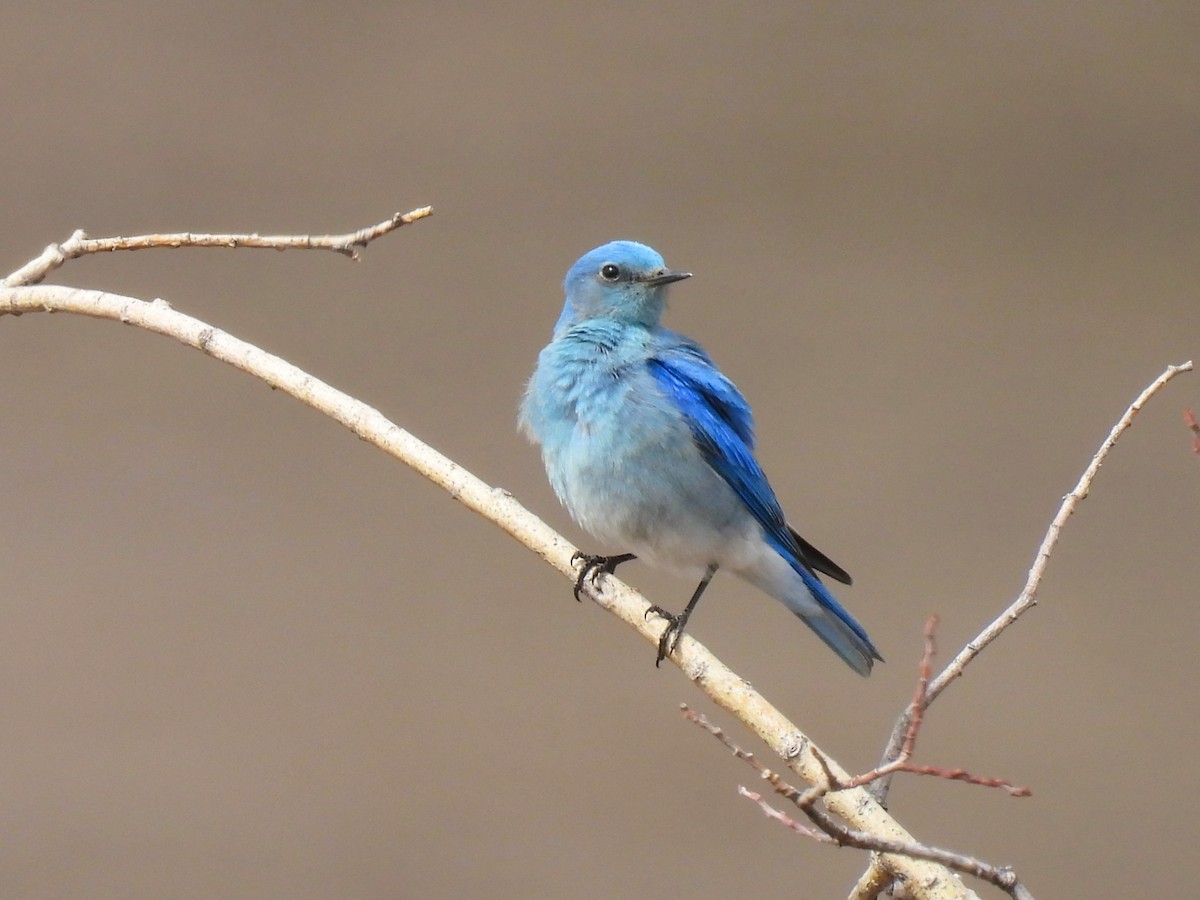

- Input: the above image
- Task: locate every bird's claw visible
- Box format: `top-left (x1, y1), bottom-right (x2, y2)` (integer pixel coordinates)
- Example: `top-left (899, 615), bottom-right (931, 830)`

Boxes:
top-left (645, 604), bottom-right (683, 666)
top-left (571, 552), bottom-right (632, 601)
top-left (571, 551), bottom-right (605, 601)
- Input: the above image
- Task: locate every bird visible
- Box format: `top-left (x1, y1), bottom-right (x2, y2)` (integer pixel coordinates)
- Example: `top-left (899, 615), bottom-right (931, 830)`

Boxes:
top-left (518, 240), bottom-right (882, 675)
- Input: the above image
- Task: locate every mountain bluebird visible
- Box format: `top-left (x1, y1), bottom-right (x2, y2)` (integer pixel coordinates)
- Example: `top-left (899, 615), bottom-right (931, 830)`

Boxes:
top-left (519, 241), bottom-right (882, 675)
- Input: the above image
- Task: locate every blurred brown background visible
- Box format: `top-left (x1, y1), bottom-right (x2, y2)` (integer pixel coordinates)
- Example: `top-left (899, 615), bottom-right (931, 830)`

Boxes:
top-left (1, 3), bottom-right (1197, 897)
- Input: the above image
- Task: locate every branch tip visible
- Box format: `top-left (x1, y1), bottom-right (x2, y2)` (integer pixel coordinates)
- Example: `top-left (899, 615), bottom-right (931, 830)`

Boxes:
top-left (2, 206), bottom-right (434, 287)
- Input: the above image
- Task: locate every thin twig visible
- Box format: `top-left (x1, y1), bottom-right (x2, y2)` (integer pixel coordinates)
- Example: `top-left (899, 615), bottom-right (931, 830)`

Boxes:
top-left (2, 206), bottom-right (433, 287)
top-left (928, 361), bottom-right (1192, 700)
top-left (841, 617), bottom-right (1030, 797)
top-left (740, 789), bottom-right (1032, 900)
top-left (682, 707), bottom-right (1032, 899)
top-left (869, 361), bottom-right (1193, 806)
top-left (0, 273), bottom-right (974, 900)
top-left (737, 787), bottom-right (832, 840)
top-left (1185, 409), bottom-right (1200, 457)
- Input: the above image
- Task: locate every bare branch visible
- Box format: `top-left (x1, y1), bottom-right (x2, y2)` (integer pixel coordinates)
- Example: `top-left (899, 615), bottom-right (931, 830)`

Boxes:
top-left (737, 787), bottom-right (832, 841)
top-left (929, 361), bottom-right (1192, 701)
top-left (742, 789), bottom-right (1032, 900)
top-left (2, 206), bottom-right (433, 286)
top-left (848, 862), bottom-right (896, 900)
top-left (0, 279), bottom-right (975, 900)
top-left (870, 361), bottom-right (1193, 806)
top-left (842, 617), bottom-right (1030, 797)
top-left (683, 706), bottom-right (1031, 898)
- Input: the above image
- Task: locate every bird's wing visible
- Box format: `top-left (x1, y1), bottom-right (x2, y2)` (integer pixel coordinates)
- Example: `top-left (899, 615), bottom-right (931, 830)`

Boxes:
top-left (647, 339), bottom-right (850, 583)
top-left (648, 337), bottom-right (756, 445)
top-left (789, 526), bottom-right (852, 585)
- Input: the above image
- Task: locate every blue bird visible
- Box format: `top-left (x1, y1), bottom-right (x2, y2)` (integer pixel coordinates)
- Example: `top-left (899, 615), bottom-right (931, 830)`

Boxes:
top-left (519, 241), bottom-right (882, 675)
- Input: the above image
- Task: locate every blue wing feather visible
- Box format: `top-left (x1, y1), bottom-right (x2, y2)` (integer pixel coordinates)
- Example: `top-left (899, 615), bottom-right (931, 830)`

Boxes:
top-left (647, 339), bottom-right (877, 656)
top-left (646, 337), bottom-right (792, 557)
top-left (648, 338), bottom-right (756, 445)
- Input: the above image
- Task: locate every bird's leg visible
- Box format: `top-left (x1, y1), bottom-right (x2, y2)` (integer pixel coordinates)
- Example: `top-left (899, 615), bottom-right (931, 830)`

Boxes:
top-left (646, 564), bottom-right (717, 667)
top-left (571, 552), bottom-right (637, 601)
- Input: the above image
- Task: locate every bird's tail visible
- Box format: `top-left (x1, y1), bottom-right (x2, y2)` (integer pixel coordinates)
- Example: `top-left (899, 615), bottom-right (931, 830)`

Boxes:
top-left (743, 539), bottom-right (883, 676)
top-left (792, 566), bottom-right (882, 676)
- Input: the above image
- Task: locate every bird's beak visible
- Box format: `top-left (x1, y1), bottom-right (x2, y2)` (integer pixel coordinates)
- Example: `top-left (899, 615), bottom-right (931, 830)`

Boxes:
top-left (645, 269), bottom-right (692, 286)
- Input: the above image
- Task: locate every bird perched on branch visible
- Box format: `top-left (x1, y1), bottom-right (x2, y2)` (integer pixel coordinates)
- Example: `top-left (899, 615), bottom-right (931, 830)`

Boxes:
top-left (519, 241), bottom-right (881, 675)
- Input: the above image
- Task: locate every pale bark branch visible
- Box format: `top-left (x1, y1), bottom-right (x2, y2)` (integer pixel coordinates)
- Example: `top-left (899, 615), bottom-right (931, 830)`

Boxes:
top-left (869, 359), bottom-right (1193, 807)
top-left (927, 360), bottom-right (1192, 704)
top-left (2, 207), bottom-right (432, 287)
top-left (0, 214), bottom-right (976, 898)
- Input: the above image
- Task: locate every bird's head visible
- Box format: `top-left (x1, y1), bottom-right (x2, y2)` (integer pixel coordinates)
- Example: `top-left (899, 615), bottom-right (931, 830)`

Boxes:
top-left (555, 241), bottom-right (691, 333)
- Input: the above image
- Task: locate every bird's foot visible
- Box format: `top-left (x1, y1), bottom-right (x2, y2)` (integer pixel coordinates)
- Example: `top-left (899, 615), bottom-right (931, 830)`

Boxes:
top-left (645, 605), bottom-right (686, 667)
top-left (571, 552), bottom-right (636, 601)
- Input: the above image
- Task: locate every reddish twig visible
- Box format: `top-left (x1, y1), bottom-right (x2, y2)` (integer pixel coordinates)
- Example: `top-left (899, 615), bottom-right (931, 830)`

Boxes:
top-left (1185, 409), bottom-right (1200, 456)
top-left (737, 787), bottom-right (833, 841)
top-left (739, 788), bottom-right (1032, 899)
top-left (682, 706), bottom-right (1034, 899)
top-left (841, 617), bottom-right (1030, 797)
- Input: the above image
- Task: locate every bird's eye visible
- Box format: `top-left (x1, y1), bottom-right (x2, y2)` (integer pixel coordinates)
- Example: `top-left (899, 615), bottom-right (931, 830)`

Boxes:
top-left (599, 263), bottom-right (621, 282)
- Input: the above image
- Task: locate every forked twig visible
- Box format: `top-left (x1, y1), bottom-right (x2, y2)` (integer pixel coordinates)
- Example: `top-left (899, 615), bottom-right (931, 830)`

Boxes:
top-left (870, 361), bottom-right (1193, 804)
top-left (2, 206), bottom-right (433, 288)
top-left (841, 617), bottom-right (1029, 797)
top-left (682, 706), bottom-right (1033, 899)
